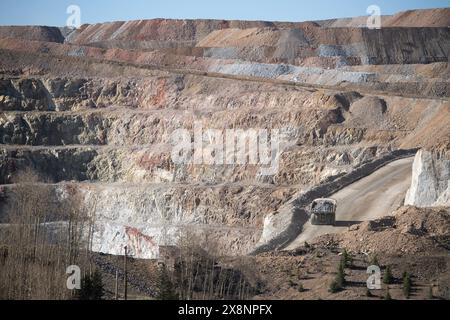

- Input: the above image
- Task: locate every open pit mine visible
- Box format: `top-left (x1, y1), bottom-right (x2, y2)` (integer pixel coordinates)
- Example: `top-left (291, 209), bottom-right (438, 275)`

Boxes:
top-left (0, 7), bottom-right (449, 300)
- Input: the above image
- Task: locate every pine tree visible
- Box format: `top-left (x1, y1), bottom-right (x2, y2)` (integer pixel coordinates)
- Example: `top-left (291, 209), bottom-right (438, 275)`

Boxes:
top-left (336, 261), bottom-right (346, 288)
top-left (77, 270), bottom-right (104, 300)
top-left (383, 265), bottom-right (393, 284)
top-left (329, 261), bottom-right (345, 293)
top-left (91, 270), bottom-right (104, 300)
top-left (403, 272), bottom-right (412, 299)
top-left (156, 264), bottom-right (178, 300)
top-left (384, 289), bottom-right (392, 300)
top-left (77, 274), bottom-right (92, 300)
top-left (428, 286), bottom-right (433, 299)
top-left (342, 249), bottom-right (353, 267)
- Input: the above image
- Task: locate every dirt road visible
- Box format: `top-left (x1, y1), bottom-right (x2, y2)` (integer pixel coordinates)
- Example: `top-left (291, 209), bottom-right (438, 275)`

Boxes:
top-left (286, 157), bottom-right (414, 249)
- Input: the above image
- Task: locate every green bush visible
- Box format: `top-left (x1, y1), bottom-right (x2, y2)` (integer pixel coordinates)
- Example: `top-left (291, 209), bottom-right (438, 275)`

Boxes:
top-left (342, 249), bottom-right (353, 267)
top-left (384, 289), bottom-right (392, 300)
top-left (383, 265), bottom-right (393, 284)
top-left (329, 280), bottom-right (340, 293)
top-left (77, 270), bottom-right (104, 300)
top-left (428, 286), bottom-right (433, 299)
top-left (403, 272), bottom-right (412, 299)
top-left (329, 261), bottom-right (346, 293)
top-left (336, 262), bottom-right (346, 288)
top-left (156, 264), bottom-right (178, 300)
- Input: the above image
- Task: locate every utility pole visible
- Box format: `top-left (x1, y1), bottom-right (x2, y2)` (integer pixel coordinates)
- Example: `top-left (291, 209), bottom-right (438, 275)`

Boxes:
top-left (114, 269), bottom-right (119, 300)
top-left (123, 245), bottom-right (128, 300)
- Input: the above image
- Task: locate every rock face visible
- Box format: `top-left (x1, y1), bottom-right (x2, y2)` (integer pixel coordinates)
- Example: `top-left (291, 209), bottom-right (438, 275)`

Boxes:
top-left (405, 150), bottom-right (450, 207)
top-left (0, 8), bottom-right (449, 258)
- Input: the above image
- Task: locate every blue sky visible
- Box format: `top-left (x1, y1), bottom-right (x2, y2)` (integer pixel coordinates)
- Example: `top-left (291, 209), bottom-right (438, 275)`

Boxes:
top-left (0, 0), bottom-right (449, 26)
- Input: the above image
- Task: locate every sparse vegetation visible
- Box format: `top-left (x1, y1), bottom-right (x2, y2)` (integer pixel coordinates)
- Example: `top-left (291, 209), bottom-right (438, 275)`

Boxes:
top-left (156, 264), bottom-right (178, 300)
top-left (383, 265), bottom-right (393, 284)
top-left (341, 249), bottom-right (353, 268)
top-left (167, 230), bottom-right (259, 300)
top-left (329, 260), bottom-right (346, 293)
top-left (403, 272), bottom-right (412, 299)
top-left (0, 169), bottom-right (95, 300)
top-left (384, 289), bottom-right (392, 300)
top-left (77, 270), bottom-right (105, 300)
top-left (428, 286), bottom-right (433, 299)
top-left (1, 9), bottom-right (450, 302)
top-left (336, 261), bottom-right (346, 288)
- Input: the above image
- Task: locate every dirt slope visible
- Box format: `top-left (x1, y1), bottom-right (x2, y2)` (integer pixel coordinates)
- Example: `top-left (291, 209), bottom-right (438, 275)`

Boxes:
top-left (0, 26), bottom-right (64, 43)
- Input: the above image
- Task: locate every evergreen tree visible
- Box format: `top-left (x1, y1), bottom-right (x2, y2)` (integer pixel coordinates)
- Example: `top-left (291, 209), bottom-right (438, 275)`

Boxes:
top-left (383, 265), bottom-right (393, 284)
top-left (403, 272), bottom-right (412, 299)
top-left (342, 249), bottom-right (353, 267)
top-left (77, 274), bottom-right (93, 300)
top-left (91, 270), bottom-right (105, 300)
top-left (156, 264), bottom-right (178, 300)
top-left (384, 289), bottom-right (392, 300)
top-left (329, 261), bottom-right (346, 293)
top-left (336, 261), bottom-right (346, 288)
top-left (428, 286), bottom-right (433, 299)
top-left (77, 270), bottom-right (104, 300)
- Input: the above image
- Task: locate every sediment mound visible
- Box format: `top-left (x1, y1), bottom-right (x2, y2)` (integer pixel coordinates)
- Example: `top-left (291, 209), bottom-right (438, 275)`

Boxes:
top-left (314, 206), bottom-right (450, 255)
top-left (0, 26), bottom-right (64, 43)
top-left (384, 8), bottom-right (450, 27)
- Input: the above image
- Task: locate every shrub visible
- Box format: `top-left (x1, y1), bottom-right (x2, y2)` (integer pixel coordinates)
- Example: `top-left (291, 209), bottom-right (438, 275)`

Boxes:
top-left (384, 289), bottom-right (392, 300)
top-left (403, 272), bottom-right (412, 299)
top-left (329, 280), bottom-right (340, 293)
top-left (383, 265), bottom-right (393, 284)
top-left (342, 249), bottom-right (353, 267)
top-left (77, 270), bottom-right (104, 300)
top-left (156, 264), bottom-right (178, 300)
top-left (336, 262), bottom-right (346, 288)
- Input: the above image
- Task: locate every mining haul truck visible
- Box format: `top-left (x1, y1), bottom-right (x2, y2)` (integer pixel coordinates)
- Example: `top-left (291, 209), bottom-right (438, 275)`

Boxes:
top-left (310, 198), bottom-right (337, 225)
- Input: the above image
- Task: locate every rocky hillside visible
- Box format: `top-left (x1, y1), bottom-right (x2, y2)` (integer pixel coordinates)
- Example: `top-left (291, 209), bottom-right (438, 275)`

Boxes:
top-left (0, 8), bottom-right (449, 259)
top-left (405, 149), bottom-right (450, 207)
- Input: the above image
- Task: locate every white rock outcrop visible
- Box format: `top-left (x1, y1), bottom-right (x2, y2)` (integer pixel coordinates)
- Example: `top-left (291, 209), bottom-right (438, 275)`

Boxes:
top-left (405, 150), bottom-right (450, 207)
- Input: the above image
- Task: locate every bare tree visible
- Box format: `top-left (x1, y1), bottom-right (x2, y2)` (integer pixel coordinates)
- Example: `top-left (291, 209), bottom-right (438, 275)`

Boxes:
top-left (0, 169), bottom-right (92, 300)
top-left (165, 228), bottom-right (258, 300)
